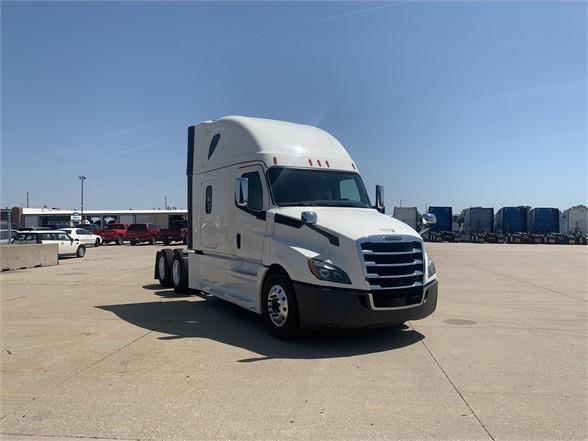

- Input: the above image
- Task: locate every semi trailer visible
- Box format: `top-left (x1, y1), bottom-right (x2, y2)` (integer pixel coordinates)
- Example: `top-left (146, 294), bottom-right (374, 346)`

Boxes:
top-left (463, 207), bottom-right (502, 243)
top-left (527, 208), bottom-right (560, 244)
top-left (392, 207), bottom-right (418, 230)
top-left (560, 206), bottom-right (587, 245)
top-left (494, 207), bottom-right (529, 243)
top-left (154, 116), bottom-right (438, 338)
top-left (426, 206), bottom-right (458, 242)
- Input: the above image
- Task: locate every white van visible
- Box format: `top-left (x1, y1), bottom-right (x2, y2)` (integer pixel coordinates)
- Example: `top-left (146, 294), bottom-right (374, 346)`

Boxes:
top-left (155, 116), bottom-right (438, 338)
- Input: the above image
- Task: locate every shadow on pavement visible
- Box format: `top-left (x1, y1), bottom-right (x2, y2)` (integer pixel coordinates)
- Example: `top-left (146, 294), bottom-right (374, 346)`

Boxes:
top-left (97, 295), bottom-right (424, 361)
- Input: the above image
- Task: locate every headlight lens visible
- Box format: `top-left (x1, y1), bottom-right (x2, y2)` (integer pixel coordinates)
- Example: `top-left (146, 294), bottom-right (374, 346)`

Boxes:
top-left (427, 256), bottom-right (437, 277)
top-left (307, 259), bottom-right (351, 284)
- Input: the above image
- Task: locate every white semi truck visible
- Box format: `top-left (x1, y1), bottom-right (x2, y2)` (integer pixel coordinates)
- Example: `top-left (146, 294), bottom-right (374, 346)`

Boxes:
top-left (154, 116), bottom-right (438, 338)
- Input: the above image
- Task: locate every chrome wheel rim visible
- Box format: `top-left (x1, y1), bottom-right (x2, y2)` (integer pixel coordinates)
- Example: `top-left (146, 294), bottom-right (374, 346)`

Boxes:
top-left (172, 259), bottom-right (181, 286)
top-left (78, 246), bottom-right (85, 257)
top-left (158, 256), bottom-right (166, 279)
top-left (267, 284), bottom-right (288, 327)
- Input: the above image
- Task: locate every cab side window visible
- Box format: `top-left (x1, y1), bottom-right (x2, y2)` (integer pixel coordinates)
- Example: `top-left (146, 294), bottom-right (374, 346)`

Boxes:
top-left (242, 172), bottom-right (263, 211)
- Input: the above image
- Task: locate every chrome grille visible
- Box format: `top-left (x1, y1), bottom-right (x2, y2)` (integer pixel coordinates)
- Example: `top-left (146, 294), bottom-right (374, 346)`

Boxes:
top-left (360, 239), bottom-right (425, 309)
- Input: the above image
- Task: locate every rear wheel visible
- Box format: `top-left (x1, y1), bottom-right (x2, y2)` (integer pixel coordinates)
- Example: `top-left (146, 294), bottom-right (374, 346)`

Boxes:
top-left (149, 235), bottom-right (156, 245)
top-left (95, 238), bottom-right (101, 247)
top-left (156, 249), bottom-right (173, 287)
top-left (116, 235), bottom-right (123, 245)
top-left (171, 250), bottom-right (189, 293)
top-left (130, 240), bottom-right (137, 246)
top-left (76, 245), bottom-right (86, 258)
top-left (162, 238), bottom-right (170, 246)
top-left (262, 272), bottom-right (300, 340)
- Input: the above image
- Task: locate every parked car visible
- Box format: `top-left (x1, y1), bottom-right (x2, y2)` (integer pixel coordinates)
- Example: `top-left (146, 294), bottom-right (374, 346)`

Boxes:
top-left (12, 230), bottom-right (86, 258)
top-left (127, 223), bottom-right (161, 245)
top-left (60, 228), bottom-right (103, 247)
top-left (101, 224), bottom-right (129, 245)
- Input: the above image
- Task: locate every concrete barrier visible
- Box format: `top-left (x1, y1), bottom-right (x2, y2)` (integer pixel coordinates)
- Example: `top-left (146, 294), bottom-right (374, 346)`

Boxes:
top-left (0, 244), bottom-right (59, 271)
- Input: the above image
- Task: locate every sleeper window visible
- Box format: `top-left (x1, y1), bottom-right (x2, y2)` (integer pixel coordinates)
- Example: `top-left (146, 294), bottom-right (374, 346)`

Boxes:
top-left (205, 186), bottom-right (213, 214)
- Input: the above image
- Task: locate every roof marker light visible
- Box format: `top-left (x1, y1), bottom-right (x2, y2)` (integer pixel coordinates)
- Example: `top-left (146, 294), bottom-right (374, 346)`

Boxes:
top-left (308, 159), bottom-right (313, 166)
top-left (326, 160), bottom-right (330, 167)
top-left (273, 156), bottom-right (278, 165)
top-left (317, 160), bottom-right (322, 167)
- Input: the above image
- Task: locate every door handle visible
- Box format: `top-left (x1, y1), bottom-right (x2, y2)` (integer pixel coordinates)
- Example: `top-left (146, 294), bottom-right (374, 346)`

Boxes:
top-left (236, 234), bottom-right (241, 249)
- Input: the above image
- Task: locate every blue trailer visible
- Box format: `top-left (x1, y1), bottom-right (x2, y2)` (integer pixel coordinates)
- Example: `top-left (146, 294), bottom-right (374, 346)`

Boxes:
top-left (495, 207), bottom-right (530, 243)
top-left (426, 206), bottom-right (459, 242)
top-left (528, 208), bottom-right (561, 243)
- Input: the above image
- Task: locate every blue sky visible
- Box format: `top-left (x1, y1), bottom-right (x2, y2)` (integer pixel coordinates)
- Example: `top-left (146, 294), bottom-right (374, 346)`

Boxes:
top-left (1, 1), bottom-right (586, 213)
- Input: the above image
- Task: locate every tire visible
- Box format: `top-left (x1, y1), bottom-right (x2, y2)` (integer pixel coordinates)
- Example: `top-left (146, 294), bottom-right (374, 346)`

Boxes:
top-left (156, 249), bottom-right (173, 288)
top-left (162, 238), bottom-right (170, 246)
top-left (76, 245), bottom-right (86, 258)
top-left (149, 235), bottom-right (156, 245)
top-left (95, 238), bottom-right (101, 247)
top-left (262, 271), bottom-right (300, 340)
top-left (116, 235), bottom-right (123, 245)
top-left (171, 250), bottom-right (189, 293)
top-left (130, 240), bottom-right (137, 246)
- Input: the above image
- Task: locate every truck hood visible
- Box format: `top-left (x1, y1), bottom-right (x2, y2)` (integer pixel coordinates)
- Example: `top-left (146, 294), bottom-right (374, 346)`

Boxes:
top-left (273, 207), bottom-right (421, 241)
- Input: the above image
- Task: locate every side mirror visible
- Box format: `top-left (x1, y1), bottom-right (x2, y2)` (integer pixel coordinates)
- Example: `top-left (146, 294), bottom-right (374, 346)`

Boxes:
top-left (234, 177), bottom-right (248, 207)
top-left (75, 238), bottom-right (80, 242)
top-left (422, 213), bottom-right (437, 225)
top-left (301, 211), bottom-right (318, 225)
top-left (375, 185), bottom-right (385, 214)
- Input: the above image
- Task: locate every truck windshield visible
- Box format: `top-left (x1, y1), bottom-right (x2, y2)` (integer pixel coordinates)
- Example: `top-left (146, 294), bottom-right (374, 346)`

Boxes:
top-left (268, 167), bottom-right (372, 208)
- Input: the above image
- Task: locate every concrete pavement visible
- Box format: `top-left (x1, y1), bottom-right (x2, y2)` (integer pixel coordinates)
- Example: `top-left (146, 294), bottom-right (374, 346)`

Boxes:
top-left (1, 243), bottom-right (586, 440)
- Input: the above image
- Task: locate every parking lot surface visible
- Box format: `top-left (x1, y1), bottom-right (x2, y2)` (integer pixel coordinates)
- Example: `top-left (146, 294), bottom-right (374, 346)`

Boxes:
top-left (1, 243), bottom-right (586, 441)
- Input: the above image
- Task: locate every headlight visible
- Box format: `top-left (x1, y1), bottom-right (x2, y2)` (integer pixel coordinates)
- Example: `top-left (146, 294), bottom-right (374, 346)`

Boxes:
top-left (427, 256), bottom-right (436, 277)
top-left (307, 259), bottom-right (351, 284)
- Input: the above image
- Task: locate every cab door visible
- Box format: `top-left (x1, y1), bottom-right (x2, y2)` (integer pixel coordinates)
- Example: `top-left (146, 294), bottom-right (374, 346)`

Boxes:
top-left (234, 165), bottom-right (268, 263)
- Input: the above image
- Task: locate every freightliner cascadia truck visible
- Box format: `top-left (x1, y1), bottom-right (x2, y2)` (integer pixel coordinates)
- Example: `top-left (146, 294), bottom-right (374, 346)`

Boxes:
top-left (154, 116), bottom-right (438, 339)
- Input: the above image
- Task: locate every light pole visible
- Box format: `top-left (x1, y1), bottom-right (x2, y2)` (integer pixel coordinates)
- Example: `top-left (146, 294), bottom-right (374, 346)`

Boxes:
top-left (78, 176), bottom-right (87, 223)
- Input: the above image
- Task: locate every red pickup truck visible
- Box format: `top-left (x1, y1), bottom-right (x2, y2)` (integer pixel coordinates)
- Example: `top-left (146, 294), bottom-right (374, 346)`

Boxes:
top-left (160, 226), bottom-right (188, 245)
top-left (100, 224), bottom-right (129, 245)
top-left (127, 223), bottom-right (161, 245)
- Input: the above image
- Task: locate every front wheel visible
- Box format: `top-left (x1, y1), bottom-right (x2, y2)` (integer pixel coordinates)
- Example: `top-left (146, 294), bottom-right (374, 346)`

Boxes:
top-left (262, 272), bottom-right (300, 340)
top-left (95, 238), bottom-right (101, 247)
top-left (76, 245), bottom-right (86, 258)
top-left (116, 235), bottom-right (123, 245)
top-left (149, 235), bottom-right (156, 245)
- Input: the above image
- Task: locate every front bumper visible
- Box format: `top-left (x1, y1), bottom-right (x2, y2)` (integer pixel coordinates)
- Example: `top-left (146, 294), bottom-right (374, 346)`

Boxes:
top-left (293, 280), bottom-right (438, 329)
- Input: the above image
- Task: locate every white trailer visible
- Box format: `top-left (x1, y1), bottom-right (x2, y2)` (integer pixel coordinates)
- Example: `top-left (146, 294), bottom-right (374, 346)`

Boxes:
top-left (154, 116), bottom-right (438, 338)
top-left (392, 207), bottom-right (418, 230)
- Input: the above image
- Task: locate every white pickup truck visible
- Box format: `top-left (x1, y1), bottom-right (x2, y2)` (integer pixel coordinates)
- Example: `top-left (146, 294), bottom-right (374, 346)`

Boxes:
top-left (155, 116), bottom-right (438, 338)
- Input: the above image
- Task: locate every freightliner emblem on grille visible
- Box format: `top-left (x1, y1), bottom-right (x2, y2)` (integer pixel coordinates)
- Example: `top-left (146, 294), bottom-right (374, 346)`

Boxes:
top-left (383, 236), bottom-right (401, 241)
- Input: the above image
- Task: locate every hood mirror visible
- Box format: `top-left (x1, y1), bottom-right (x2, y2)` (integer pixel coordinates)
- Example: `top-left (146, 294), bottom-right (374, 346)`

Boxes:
top-left (375, 185), bottom-right (385, 214)
top-left (234, 177), bottom-right (248, 207)
top-left (301, 211), bottom-right (318, 225)
top-left (422, 213), bottom-right (437, 225)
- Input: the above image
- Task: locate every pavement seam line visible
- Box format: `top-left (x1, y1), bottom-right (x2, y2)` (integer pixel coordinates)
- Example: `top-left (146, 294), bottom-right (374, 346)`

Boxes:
top-left (54, 317), bottom-right (178, 388)
top-left (419, 338), bottom-right (495, 441)
top-left (0, 431), bottom-right (149, 440)
top-left (465, 263), bottom-right (585, 302)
